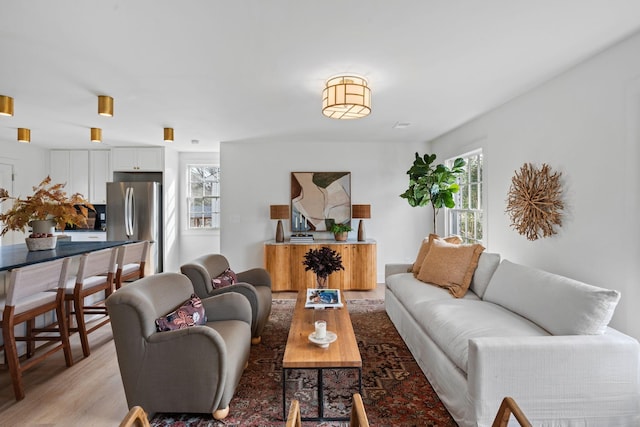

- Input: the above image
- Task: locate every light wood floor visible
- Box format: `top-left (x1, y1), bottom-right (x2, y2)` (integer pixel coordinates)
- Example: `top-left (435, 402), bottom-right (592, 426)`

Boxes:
top-left (0, 284), bottom-right (385, 426)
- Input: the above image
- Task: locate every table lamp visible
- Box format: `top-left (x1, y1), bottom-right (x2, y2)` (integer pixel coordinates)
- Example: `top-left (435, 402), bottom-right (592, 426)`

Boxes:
top-left (270, 205), bottom-right (290, 242)
top-left (352, 204), bottom-right (371, 242)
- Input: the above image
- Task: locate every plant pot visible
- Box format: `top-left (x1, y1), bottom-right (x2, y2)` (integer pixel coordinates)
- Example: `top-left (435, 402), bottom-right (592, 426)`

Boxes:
top-left (25, 236), bottom-right (57, 251)
top-left (29, 219), bottom-right (56, 235)
top-left (334, 232), bottom-right (348, 241)
top-left (316, 275), bottom-right (328, 289)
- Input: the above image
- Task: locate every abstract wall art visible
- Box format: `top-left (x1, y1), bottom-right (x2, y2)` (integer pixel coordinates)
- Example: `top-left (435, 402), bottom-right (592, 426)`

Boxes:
top-left (290, 172), bottom-right (351, 232)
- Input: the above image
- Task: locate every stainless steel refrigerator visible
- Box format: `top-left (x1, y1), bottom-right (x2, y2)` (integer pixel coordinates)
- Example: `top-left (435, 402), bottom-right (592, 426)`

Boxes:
top-left (106, 181), bottom-right (162, 273)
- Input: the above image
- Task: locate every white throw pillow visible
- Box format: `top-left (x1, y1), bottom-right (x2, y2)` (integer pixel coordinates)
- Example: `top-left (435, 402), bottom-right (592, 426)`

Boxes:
top-left (483, 260), bottom-right (620, 335)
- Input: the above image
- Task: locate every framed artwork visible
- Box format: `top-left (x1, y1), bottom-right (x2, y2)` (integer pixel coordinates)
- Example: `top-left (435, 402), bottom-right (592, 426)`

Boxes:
top-left (290, 172), bottom-right (351, 232)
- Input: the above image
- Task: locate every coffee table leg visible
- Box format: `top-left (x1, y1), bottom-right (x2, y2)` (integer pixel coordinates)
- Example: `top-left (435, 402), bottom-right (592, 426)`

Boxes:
top-left (318, 368), bottom-right (324, 419)
top-left (282, 367), bottom-right (287, 421)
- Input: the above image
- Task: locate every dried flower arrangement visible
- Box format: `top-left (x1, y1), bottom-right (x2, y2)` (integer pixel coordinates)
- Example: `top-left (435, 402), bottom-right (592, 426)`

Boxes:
top-left (302, 246), bottom-right (344, 279)
top-left (0, 176), bottom-right (94, 237)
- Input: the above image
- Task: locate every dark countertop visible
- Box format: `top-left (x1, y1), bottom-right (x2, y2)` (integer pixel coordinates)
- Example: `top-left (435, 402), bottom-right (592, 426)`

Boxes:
top-left (0, 240), bottom-right (134, 272)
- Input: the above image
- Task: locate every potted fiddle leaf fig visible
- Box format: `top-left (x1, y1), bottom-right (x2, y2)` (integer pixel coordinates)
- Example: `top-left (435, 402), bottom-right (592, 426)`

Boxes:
top-left (400, 152), bottom-right (466, 234)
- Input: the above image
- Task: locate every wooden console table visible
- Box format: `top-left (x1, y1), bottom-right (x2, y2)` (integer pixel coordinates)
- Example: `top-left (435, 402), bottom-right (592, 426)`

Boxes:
top-left (264, 239), bottom-right (377, 292)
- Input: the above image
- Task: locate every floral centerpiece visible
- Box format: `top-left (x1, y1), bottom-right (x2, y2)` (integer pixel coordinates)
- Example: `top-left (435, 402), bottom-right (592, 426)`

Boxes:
top-left (302, 246), bottom-right (344, 289)
top-left (0, 176), bottom-right (94, 249)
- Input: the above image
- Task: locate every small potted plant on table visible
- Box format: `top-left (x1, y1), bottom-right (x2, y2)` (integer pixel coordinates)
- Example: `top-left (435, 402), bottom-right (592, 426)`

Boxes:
top-left (0, 176), bottom-right (94, 251)
top-left (330, 223), bottom-right (352, 241)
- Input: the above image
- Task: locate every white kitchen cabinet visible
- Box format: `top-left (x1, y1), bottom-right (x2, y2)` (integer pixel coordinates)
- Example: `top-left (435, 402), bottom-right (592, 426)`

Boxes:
top-left (111, 147), bottom-right (164, 171)
top-left (89, 150), bottom-right (111, 203)
top-left (50, 150), bottom-right (89, 198)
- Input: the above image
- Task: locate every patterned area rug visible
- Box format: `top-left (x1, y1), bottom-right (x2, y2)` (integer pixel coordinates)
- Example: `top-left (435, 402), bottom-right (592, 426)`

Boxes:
top-left (151, 299), bottom-right (456, 427)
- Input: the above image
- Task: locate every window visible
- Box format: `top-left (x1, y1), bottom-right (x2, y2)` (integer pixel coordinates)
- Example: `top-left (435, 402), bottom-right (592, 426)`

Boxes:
top-left (446, 150), bottom-right (484, 244)
top-left (187, 165), bottom-right (220, 229)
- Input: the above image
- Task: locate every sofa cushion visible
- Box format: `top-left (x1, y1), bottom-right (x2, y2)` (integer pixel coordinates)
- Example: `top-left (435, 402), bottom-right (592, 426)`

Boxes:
top-left (386, 273), bottom-right (480, 319)
top-left (416, 238), bottom-right (485, 297)
top-left (415, 299), bottom-right (549, 372)
top-left (469, 252), bottom-right (501, 299)
top-left (155, 294), bottom-right (207, 332)
top-left (483, 260), bottom-right (620, 335)
top-left (411, 234), bottom-right (462, 275)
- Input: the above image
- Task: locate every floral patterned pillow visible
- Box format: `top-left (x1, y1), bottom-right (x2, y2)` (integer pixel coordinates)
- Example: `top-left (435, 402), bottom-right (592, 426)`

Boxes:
top-left (155, 294), bottom-right (207, 332)
top-left (211, 267), bottom-right (237, 289)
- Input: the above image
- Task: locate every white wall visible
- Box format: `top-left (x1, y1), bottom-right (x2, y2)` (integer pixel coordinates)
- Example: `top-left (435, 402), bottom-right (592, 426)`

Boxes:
top-left (221, 140), bottom-right (428, 283)
top-left (0, 143), bottom-right (50, 245)
top-left (175, 151), bottom-right (221, 268)
top-left (430, 31), bottom-right (640, 339)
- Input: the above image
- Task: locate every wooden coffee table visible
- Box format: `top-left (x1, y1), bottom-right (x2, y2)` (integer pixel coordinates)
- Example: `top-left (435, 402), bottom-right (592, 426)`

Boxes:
top-left (282, 291), bottom-right (362, 421)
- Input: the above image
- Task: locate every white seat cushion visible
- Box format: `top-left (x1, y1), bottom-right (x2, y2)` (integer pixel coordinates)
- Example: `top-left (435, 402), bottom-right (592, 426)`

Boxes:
top-left (0, 292), bottom-right (58, 317)
top-left (415, 299), bottom-right (549, 373)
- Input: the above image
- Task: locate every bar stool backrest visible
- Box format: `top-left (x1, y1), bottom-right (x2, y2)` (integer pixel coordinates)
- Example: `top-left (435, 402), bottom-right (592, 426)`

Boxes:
top-left (117, 241), bottom-right (149, 273)
top-left (76, 247), bottom-right (118, 284)
top-left (7, 258), bottom-right (71, 306)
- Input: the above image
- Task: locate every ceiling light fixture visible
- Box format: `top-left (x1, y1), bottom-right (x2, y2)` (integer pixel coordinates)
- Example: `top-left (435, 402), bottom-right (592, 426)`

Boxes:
top-left (322, 75), bottom-right (371, 120)
top-left (0, 95), bottom-right (14, 116)
top-left (98, 95), bottom-right (114, 117)
top-left (17, 128), bottom-right (30, 143)
top-left (164, 127), bottom-right (174, 142)
top-left (91, 127), bottom-right (102, 142)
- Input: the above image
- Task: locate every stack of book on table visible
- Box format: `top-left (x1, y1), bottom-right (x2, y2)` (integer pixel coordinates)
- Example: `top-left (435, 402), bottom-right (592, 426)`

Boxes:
top-left (305, 288), bottom-right (343, 309)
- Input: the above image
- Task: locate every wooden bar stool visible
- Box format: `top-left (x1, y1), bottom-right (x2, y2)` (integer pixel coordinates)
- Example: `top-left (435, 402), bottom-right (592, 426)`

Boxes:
top-left (0, 257), bottom-right (73, 400)
top-left (64, 247), bottom-right (118, 359)
top-left (114, 241), bottom-right (149, 290)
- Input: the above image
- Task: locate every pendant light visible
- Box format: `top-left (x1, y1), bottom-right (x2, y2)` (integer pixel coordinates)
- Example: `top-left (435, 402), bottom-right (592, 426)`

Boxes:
top-left (0, 95), bottom-right (14, 116)
top-left (164, 127), bottom-right (174, 142)
top-left (91, 128), bottom-right (102, 142)
top-left (98, 95), bottom-right (113, 117)
top-left (17, 128), bottom-right (30, 143)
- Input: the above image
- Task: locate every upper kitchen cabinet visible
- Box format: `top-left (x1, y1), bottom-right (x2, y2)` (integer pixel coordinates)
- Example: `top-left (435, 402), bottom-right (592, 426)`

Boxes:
top-left (89, 150), bottom-right (111, 204)
top-left (111, 147), bottom-right (164, 171)
top-left (50, 150), bottom-right (89, 199)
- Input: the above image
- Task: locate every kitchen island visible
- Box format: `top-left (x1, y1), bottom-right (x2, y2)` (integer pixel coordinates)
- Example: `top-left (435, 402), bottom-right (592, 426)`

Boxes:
top-left (0, 240), bottom-right (133, 272)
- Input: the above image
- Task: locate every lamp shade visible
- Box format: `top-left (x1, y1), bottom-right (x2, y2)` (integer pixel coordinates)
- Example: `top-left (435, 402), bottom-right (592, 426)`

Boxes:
top-left (352, 204), bottom-right (371, 219)
top-left (17, 128), bottom-right (30, 143)
top-left (91, 127), bottom-right (102, 142)
top-left (164, 127), bottom-right (174, 142)
top-left (322, 75), bottom-right (371, 120)
top-left (270, 205), bottom-right (290, 220)
top-left (98, 95), bottom-right (113, 116)
top-left (0, 95), bottom-right (14, 116)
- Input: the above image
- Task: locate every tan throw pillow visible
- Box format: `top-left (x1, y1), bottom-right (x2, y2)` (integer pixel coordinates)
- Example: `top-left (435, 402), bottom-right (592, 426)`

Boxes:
top-left (416, 238), bottom-right (485, 297)
top-left (411, 234), bottom-right (463, 276)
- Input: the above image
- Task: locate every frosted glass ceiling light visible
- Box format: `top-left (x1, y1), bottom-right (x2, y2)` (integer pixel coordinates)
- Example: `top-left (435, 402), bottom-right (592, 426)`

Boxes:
top-left (164, 127), bottom-right (174, 142)
top-left (98, 95), bottom-right (113, 116)
top-left (17, 128), bottom-right (30, 143)
top-left (322, 75), bottom-right (371, 120)
top-left (0, 95), bottom-right (14, 116)
top-left (91, 127), bottom-right (102, 142)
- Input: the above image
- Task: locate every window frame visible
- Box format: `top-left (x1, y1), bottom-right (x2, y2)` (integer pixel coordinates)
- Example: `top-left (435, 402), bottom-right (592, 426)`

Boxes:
top-left (186, 164), bottom-right (220, 230)
top-left (444, 149), bottom-right (484, 245)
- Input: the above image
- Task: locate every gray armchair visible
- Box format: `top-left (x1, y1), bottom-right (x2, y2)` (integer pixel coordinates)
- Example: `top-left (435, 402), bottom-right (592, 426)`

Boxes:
top-left (180, 254), bottom-right (272, 344)
top-left (105, 272), bottom-right (251, 420)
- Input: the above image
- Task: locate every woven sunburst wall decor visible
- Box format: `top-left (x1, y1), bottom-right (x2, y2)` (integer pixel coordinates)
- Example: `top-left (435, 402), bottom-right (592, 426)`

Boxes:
top-left (505, 163), bottom-right (564, 241)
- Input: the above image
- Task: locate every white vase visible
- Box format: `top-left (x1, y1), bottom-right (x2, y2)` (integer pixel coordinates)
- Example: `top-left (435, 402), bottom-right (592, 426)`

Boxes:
top-left (29, 219), bottom-right (56, 235)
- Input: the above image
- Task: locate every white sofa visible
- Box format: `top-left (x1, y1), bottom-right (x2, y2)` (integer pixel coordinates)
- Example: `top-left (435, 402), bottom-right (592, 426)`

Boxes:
top-left (385, 254), bottom-right (640, 426)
